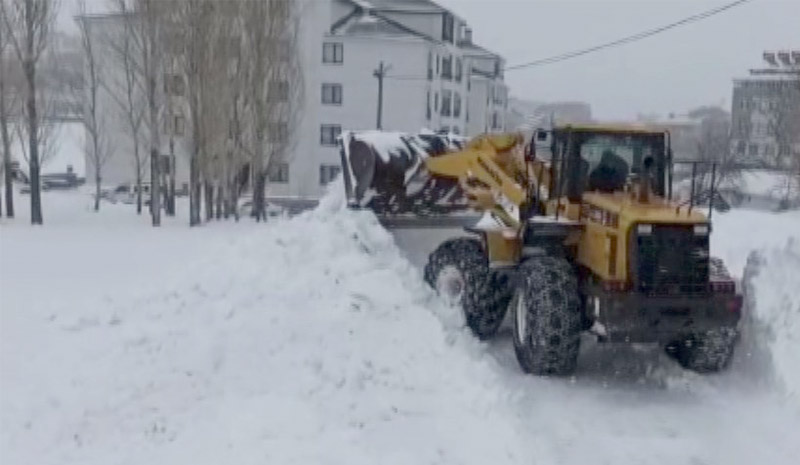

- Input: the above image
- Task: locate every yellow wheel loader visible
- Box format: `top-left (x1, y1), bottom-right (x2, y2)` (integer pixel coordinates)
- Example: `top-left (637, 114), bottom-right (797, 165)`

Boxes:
top-left (338, 126), bottom-right (742, 376)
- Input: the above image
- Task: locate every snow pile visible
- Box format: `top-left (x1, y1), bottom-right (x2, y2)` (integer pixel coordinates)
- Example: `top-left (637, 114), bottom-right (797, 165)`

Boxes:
top-left (3, 187), bottom-right (800, 464)
top-left (742, 239), bottom-right (800, 405)
top-left (1, 183), bottom-right (529, 465)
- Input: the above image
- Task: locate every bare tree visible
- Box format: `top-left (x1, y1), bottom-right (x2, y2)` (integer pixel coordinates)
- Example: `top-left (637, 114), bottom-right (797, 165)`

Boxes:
top-left (104, 0), bottom-right (146, 214)
top-left (223, 19), bottom-right (248, 221)
top-left (241, 0), bottom-right (304, 221)
top-left (132, 0), bottom-right (162, 226)
top-left (2, 0), bottom-right (59, 224)
top-left (169, 0), bottom-right (212, 226)
top-left (692, 107), bottom-right (742, 194)
top-left (75, 0), bottom-right (111, 211)
top-left (0, 11), bottom-right (18, 217)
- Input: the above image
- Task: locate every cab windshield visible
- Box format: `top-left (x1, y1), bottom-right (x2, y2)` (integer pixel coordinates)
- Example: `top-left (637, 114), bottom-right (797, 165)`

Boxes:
top-left (559, 131), bottom-right (666, 199)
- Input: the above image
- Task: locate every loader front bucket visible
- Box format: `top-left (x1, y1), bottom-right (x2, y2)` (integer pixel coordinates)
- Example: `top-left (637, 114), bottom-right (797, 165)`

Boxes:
top-left (338, 130), bottom-right (475, 219)
top-left (337, 130), bottom-right (484, 267)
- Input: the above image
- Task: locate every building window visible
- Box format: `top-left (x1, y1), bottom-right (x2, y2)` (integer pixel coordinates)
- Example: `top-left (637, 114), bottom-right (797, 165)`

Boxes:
top-left (441, 90), bottom-right (452, 117)
top-left (426, 90), bottom-right (431, 120)
top-left (323, 42), bottom-right (343, 64)
top-left (736, 140), bottom-right (746, 155)
top-left (268, 162), bottom-right (289, 183)
top-left (453, 92), bottom-right (461, 118)
top-left (267, 122), bottom-right (288, 143)
top-left (455, 58), bottom-right (462, 82)
top-left (427, 52), bottom-right (433, 80)
top-left (442, 13), bottom-right (454, 43)
top-left (164, 73), bottom-right (185, 96)
top-left (492, 112), bottom-right (500, 130)
top-left (748, 143), bottom-right (759, 157)
top-left (322, 83), bottom-right (342, 105)
top-left (434, 92), bottom-right (439, 111)
top-left (436, 55), bottom-right (440, 75)
top-left (320, 124), bottom-right (341, 146)
top-left (764, 143), bottom-right (776, 158)
top-left (494, 86), bottom-right (505, 105)
top-left (452, 126), bottom-right (460, 135)
top-left (319, 164), bottom-right (341, 185)
top-left (441, 55), bottom-right (452, 80)
top-left (440, 126), bottom-right (450, 133)
top-left (164, 114), bottom-right (185, 136)
top-left (160, 155), bottom-right (171, 175)
top-left (268, 80), bottom-right (289, 102)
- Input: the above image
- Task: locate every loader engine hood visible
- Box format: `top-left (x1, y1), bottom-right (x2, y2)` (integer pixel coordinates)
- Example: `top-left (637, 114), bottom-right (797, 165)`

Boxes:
top-left (338, 130), bottom-right (473, 216)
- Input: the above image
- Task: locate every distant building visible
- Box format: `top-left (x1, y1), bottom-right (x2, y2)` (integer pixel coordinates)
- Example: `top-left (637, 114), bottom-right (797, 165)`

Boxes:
top-left (461, 31), bottom-right (508, 135)
top-left (730, 50), bottom-right (800, 168)
top-left (635, 112), bottom-right (705, 162)
top-left (505, 98), bottom-right (592, 132)
top-left (80, 0), bottom-right (508, 200)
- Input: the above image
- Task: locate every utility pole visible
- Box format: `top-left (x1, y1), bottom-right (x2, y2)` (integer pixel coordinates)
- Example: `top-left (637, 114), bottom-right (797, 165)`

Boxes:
top-left (373, 61), bottom-right (391, 130)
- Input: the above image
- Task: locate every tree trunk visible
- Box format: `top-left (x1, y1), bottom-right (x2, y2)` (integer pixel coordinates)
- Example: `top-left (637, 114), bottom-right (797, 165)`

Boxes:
top-left (149, 151), bottom-right (160, 224)
top-left (223, 182), bottom-right (231, 219)
top-left (189, 150), bottom-right (201, 226)
top-left (252, 171), bottom-right (266, 222)
top-left (135, 163), bottom-right (142, 214)
top-left (1, 87), bottom-right (13, 218)
top-left (204, 180), bottom-right (213, 221)
top-left (24, 53), bottom-right (42, 224)
top-left (216, 183), bottom-right (223, 219)
top-left (94, 173), bottom-right (101, 211)
top-left (166, 138), bottom-right (175, 216)
top-left (148, 70), bottom-right (160, 226)
top-left (1, 141), bottom-right (12, 219)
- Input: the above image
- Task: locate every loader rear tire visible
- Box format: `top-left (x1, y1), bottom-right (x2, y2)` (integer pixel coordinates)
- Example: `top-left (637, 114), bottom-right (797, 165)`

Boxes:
top-left (424, 237), bottom-right (511, 340)
top-left (512, 256), bottom-right (582, 376)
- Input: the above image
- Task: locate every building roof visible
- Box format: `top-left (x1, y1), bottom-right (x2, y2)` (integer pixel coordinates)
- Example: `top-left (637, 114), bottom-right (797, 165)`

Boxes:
top-left (332, 3), bottom-right (440, 42)
top-left (460, 42), bottom-right (498, 58)
top-left (340, 13), bottom-right (420, 36)
top-left (347, 0), bottom-right (446, 13)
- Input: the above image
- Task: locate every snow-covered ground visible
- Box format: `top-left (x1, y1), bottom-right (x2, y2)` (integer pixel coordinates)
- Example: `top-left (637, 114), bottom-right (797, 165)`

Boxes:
top-left (1, 186), bottom-right (799, 465)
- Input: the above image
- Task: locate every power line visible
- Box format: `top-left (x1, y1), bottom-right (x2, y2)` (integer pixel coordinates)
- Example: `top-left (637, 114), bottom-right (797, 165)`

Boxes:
top-left (505, 0), bottom-right (752, 72)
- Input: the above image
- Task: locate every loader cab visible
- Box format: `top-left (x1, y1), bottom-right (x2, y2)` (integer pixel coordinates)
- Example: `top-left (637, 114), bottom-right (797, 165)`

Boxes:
top-left (535, 126), bottom-right (671, 203)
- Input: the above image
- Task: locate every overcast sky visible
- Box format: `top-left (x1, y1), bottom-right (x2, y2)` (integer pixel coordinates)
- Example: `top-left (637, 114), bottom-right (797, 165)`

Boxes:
top-left (59, 0), bottom-right (798, 120)
top-left (436, 0), bottom-right (799, 120)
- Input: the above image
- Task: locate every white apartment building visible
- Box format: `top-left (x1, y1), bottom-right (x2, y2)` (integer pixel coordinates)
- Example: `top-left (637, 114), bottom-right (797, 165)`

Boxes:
top-left (461, 35), bottom-right (508, 136)
top-left (83, 0), bottom-right (508, 200)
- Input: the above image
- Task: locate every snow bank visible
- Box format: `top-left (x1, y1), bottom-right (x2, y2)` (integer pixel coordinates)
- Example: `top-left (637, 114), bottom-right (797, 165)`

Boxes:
top-left (3, 187), bottom-right (800, 464)
top-left (742, 240), bottom-right (800, 405)
top-left (1, 183), bottom-right (529, 465)
top-left (711, 209), bottom-right (800, 276)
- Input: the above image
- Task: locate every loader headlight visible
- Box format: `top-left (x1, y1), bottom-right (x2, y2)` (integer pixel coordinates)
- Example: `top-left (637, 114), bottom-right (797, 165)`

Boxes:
top-left (637, 224), bottom-right (653, 235)
top-left (694, 224), bottom-right (709, 236)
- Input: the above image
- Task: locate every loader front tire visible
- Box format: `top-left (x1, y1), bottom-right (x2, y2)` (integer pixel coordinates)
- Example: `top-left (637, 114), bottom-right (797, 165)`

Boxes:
top-left (671, 327), bottom-right (738, 373)
top-left (512, 256), bottom-right (582, 376)
top-left (424, 237), bottom-right (511, 340)
top-left (667, 257), bottom-right (738, 373)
